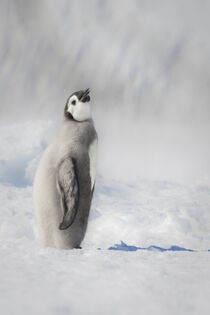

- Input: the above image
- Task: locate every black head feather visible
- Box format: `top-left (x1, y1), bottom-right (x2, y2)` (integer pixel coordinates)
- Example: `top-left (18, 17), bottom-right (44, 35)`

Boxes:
top-left (71, 88), bottom-right (90, 103)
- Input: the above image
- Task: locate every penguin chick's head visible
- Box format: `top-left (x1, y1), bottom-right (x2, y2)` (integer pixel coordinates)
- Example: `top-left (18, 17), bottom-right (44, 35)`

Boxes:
top-left (65, 89), bottom-right (91, 122)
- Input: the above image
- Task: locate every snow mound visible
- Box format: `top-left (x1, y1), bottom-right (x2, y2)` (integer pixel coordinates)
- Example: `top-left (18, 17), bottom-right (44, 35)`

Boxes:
top-left (0, 121), bottom-right (52, 186)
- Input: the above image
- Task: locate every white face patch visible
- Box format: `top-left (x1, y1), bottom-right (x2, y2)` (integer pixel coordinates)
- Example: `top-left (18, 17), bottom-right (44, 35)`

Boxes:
top-left (88, 138), bottom-right (98, 190)
top-left (67, 95), bottom-right (91, 121)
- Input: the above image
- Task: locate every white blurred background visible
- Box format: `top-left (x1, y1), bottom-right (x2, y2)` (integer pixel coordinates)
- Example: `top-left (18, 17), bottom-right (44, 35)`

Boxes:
top-left (0, 0), bottom-right (210, 184)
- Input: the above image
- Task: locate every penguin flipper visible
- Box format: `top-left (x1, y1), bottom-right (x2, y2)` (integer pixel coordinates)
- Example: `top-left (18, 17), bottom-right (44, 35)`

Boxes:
top-left (56, 157), bottom-right (79, 230)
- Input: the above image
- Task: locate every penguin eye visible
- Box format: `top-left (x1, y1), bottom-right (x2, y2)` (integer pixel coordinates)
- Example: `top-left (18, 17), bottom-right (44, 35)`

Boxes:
top-left (71, 100), bottom-right (76, 105)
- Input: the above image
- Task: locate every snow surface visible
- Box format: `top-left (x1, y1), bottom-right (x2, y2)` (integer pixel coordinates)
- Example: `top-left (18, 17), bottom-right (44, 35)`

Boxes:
top-left (0, 121), bottom-right (210, 315)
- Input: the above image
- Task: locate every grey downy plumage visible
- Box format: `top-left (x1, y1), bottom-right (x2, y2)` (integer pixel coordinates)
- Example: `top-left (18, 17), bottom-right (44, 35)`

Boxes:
top-left (33, 89), bottom-right (98, 249)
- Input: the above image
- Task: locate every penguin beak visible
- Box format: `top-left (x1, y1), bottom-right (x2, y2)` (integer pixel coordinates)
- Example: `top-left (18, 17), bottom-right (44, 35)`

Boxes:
top-left (80, 88), bottom-right (90, 102)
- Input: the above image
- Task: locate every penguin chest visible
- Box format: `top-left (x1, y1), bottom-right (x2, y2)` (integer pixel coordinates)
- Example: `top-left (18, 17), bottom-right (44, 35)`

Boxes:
top-left (88, 138), bottom-right (98, 190)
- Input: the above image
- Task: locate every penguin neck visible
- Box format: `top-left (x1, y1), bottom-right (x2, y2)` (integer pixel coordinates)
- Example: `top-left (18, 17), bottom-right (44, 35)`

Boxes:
top-left (63, 114), bottom-right (92, 124)
top-left (58, 116), bottom-right (95, 147)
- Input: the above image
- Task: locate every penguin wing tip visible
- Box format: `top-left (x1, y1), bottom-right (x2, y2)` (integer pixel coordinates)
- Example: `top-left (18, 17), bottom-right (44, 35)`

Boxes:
top-left (59, 222), bottom-right (68, 230)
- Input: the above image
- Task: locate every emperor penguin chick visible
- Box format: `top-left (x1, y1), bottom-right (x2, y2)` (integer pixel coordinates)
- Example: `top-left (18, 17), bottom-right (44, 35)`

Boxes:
top-left (33, 89), bottom-right (97, 249)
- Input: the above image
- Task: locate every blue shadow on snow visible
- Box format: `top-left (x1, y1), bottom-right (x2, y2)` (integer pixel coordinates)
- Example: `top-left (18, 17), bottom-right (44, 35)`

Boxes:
top-left (108, 241), bottom-right (196, 252)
